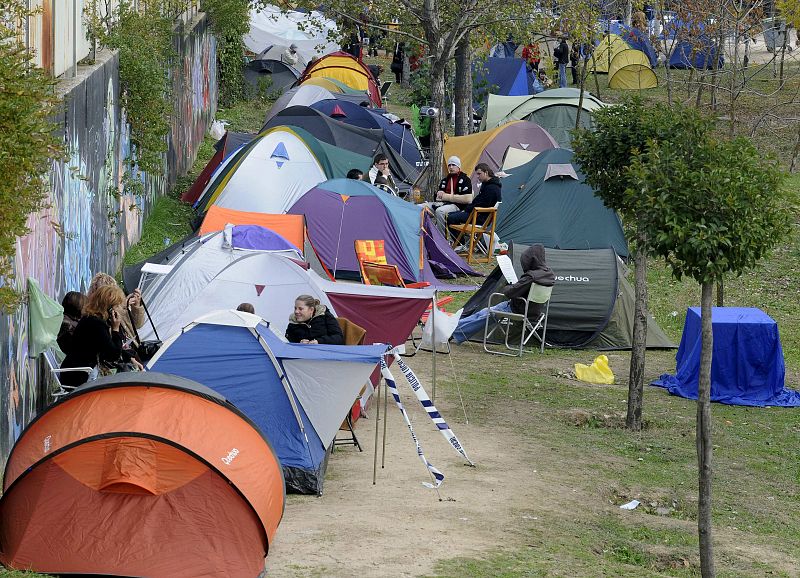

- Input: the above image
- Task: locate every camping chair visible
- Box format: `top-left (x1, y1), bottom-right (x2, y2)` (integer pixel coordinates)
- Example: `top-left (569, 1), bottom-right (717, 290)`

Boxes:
top-left (333, 317), bottom-right (368, 452)
top-left (354, 240), bottom-right (429, 289)
top-left (448, 206), bottom-right (498, 264)
top-left (43, 349), bottom-right (93, 398)
top-left (483, 283), bottom-right (552, 356)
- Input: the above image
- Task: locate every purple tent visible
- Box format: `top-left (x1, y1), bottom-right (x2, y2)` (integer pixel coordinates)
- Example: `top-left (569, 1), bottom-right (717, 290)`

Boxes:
top-left (230, 225), bottom-right (300, 254)
top-left (288, 179), bottom-right (481, 290)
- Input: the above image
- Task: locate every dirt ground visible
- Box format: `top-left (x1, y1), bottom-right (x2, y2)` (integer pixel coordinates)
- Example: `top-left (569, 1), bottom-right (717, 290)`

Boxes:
top-left (263, 350), bottom-right (556, 577)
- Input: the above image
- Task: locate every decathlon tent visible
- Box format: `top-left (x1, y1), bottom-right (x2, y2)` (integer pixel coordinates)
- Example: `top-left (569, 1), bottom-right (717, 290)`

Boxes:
top-left (441, 120), bottom-right (558, 187)
top-left (461, 244), bottom-right (675, 349)
top-left (245, 6), bottom-right (338, 63)
top-left (668, 36), bottom-right (724, 69)
top-left (608, 49), bottom-right (658, 89)
top-left (311, 99), bottom-right (423, 167)
top-left (592, 33), bottom-right (629, 73)
top-left (0, 372), bottom-right (285, 576)
top-left (298, 51), bottom-right (382, 106)
top-left (496, 148), bottom-right (628, 257)
top-left (264, 84), bottom-right (337, 123)
top-left (481, 89), bottom-right (607, 147)
top-left (182, 130), bottom-right (255, 203)
top-left (149, 311), bottom-right (385, 494)
top-left (194, 126), bottom-right (371, 215)
top-left (289, 179), bottom-right (481, 289)
top-left (262, 106), bottom-right (419, 186)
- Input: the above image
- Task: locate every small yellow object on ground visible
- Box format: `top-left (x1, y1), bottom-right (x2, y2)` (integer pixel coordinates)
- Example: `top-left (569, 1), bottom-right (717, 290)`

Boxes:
top-left (574, 354), bottom-right (615, 385)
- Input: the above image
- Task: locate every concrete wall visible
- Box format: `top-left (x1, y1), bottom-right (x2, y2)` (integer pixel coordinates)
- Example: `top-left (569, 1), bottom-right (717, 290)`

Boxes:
top-left (0, 15), bottom-right (216, 464)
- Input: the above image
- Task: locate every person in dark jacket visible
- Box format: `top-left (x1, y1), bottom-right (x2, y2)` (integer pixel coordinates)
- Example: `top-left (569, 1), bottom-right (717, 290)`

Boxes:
top-left (57, 291), bottom-right (86, 355)
top-left (420, 156), bottom-right (473, 230)
top-left (554, 37), bottom-right (570, 88)
top-left (446, 163), bottom-right (502, 228)
top-left (452, 244), bottom-right (555, 343)
top-left (285, 295), bottom-right (344, 345)
top-left (60, 285), bottom-right (142, 386)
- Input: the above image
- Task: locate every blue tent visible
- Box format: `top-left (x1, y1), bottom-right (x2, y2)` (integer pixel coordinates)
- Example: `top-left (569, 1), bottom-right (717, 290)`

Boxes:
top-left (310, 99), bottom-right (423, 167)
top-left (620, 27), bottom-right (658, 67)
top-left (669, 36), bottom-right (724, 69)
top-left (149, 311), bottom-right (385, 494)
top-left (473, 57), bottom-right (534, 112)
top-left (652, 308), bottom-right (800, 407)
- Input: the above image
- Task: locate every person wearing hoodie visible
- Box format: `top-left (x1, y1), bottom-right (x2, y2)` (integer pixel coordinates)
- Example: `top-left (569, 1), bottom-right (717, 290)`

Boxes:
top-left (285, 295), bottom-right (344, 345)
top-left (452, 244), bottom-right (555, 343)
top-left (446, 163), bottom-right (502, 229)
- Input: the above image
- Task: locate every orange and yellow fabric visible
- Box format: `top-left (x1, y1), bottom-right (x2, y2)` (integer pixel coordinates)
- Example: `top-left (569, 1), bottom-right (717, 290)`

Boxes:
top-left (354, 239), bottom-right (388, 266)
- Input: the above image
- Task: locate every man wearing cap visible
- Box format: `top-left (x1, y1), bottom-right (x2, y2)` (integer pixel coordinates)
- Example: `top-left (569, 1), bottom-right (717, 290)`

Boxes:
top-left (420, 156), bottom-right (473, 231)
top-left (282, 43), bottom-right (299, 67)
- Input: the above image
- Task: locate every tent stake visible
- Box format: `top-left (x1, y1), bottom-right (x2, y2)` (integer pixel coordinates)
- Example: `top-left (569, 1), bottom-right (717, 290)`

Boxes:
top-left (431, 292), bottom-right (437, 402)
top-left (372, 373), bottom-right (382, 485)
top-left (381, 368), bottom-right (388, 468)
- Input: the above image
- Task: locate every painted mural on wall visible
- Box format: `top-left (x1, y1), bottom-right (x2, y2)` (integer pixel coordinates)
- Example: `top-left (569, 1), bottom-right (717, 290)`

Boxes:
top-left (0, 16), bottom-right (217, 465)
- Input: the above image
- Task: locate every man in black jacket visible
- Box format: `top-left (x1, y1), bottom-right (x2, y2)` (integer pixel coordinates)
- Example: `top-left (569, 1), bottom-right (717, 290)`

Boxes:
top-left (554, 37), bottom-right (570, 88)
top-left (446, 163), bottom-right (502, 228)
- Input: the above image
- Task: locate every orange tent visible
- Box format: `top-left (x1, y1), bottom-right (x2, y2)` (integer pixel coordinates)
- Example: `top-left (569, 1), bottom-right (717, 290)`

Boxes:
top-left (0, 372), bottom-right (285, 577)
top-left (200, 205), bottom-right (305, 250)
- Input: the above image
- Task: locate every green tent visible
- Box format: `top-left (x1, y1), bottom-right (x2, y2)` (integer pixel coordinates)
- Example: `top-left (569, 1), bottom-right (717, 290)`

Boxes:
top-left (497, 148), bottom-right (629, 258)
top-left (480, 88), bottom-right (607, 147)
top-left (461, 244), bottom-right (675, 349)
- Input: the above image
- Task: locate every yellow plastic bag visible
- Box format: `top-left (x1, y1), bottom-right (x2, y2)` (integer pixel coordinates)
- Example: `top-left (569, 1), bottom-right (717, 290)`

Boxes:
top-left (574, 355), bottom-right (615, 385)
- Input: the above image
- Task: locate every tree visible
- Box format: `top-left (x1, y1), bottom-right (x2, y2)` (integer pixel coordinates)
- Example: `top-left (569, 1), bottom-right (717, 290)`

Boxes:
top-left (572, 97), bottom-right (678, 431)
top-left (629, 109), bottom-right (790, 577)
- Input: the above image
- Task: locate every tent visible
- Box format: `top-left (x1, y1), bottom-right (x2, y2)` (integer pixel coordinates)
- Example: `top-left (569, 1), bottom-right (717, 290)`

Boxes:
top-left (134, 241), bottom-right (435, 347)
top-left (668, 36), bottom-right (724, 69)
top-left (480, 89), bottom-right (607, 148)
top-left (257, 43), bottom-right (308, 69)
top-left (619, 27), bottom-right (658, 67)
top-left (489, 41), bottom-right (519, 58)
top-left (194, 126), bottom-right (371, 215)
top-left (461, 244), bottom-right (675, 349)
top-left (443, 120), bottom-right (559, 187)
top-left (473, 57), bottom-right (535, 111)
top-left (264, 84), bottom-right (336, 123)
top-left (608, 49), bottom-right (658, 89)
top-left (149, 310), bottom-right (385, 494)
top-left (262, 106), bottom-right (419, 186)
top-left (289, 179), bottom-right (481, 289)
top-left (496, 148), bottom-right (629, 257)
top-left (182, 130), bottom-right (255, 203)
top-left (592, 33), bottom-right (629, 73)
top-left (299, 76), bottom-right (367, 96)
top-left (244, 55), bottom-right (301, 98)
top-left (298, 51), bottom-right (382, 107)
top-left (245, 6), bottom-right (338, 63)
top-left (0, 372), bottom-right (285, 576)
top-left (311, 99), bottom-right (423, 168)
top-left (199, 206), bottom-right (304, 245)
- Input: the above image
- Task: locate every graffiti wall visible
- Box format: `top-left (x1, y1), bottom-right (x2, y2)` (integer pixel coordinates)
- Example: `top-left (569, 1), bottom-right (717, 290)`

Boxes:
top-left (0, 15), bottom-right (217, 465)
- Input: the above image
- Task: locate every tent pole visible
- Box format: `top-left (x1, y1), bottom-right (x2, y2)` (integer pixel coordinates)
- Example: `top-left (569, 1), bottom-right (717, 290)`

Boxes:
top-left (431, 292), bottom-right (437, 402)
top-left (373, 372), bottom-right (382, 485)
top-left (381, 366), bottom-right (388, 468)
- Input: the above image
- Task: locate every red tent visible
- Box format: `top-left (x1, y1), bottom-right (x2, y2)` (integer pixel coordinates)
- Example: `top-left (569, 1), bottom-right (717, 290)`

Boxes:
top-left (0, 372), bottom-right (285, 577)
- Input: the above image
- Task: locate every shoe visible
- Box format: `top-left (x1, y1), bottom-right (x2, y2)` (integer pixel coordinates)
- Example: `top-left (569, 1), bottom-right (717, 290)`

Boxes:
top-left (454, 244), bottom-right (468, 252)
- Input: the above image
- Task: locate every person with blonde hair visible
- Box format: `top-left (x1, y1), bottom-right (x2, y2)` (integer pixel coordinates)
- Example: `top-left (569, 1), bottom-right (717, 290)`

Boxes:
top-left (285, 295), bottom-right (344, 345)
top-left (60, 285), bottom-right (143, 386)
top-left (88, 272), bottom-right (145, 346)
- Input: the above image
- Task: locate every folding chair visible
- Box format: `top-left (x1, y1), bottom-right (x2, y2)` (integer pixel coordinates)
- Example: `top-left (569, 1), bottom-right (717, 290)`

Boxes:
top-left (483, 283), bottom-right (552, 356)
top-left (449, 206), bottom-right (498, 264)
top-left (43, 349), bottom-right (93, 398)
top-left (354, 240), bottom-right (429, 289)
top-left (333, 317), bottom-right (367, 452)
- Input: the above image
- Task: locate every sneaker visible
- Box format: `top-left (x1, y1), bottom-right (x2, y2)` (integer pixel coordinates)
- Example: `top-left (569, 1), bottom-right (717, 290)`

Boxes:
top-left (454, 244), bottom-right (468, 252)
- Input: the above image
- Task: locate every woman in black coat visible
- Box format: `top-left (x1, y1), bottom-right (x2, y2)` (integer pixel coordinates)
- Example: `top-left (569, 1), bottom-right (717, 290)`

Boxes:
top-left (285, 295), bottom-right (344, 345)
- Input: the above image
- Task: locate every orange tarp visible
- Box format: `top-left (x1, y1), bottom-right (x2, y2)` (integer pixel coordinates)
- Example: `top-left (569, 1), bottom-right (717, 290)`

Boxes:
top-left (200, 206), bottom-right (305, 250)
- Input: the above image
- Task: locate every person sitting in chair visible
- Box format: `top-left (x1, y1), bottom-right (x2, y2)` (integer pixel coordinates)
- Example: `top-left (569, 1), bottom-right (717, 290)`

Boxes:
top-left (419, 156), bottom-right (473, 230)
top-left (451, 244), bottom-right (554, 343)
top-left (57, 291), bottom-right (87, 355)
top-left (286, 295), bottom-right (344, 345)
top-left (445, 163), bottom-right (502, 229)
top-left (369, 154), bottom-right (398, 195)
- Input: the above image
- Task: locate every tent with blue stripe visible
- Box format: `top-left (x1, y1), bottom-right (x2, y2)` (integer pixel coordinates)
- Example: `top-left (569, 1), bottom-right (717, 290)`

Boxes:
top-left (149, 310), bottom-right (385, 494)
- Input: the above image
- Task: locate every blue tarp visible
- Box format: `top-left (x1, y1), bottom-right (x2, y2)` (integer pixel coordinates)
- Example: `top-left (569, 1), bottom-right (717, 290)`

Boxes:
top-left (620, 27), bottom-right (658, 67)
top-left (473, 57), bottom-right (534, 111)
top-left (652, 307), bottom-right (800, 407)
top-left (668, 37), bottom-right (724, 69)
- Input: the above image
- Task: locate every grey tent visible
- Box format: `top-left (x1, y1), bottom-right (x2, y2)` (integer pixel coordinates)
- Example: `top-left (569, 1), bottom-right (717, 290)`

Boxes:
top-left (461, 244), bottom-right (675, 349)
top-left (496, 148), bottom-right (629, 258)
top-left (244, 55), bottom-right (302, 97)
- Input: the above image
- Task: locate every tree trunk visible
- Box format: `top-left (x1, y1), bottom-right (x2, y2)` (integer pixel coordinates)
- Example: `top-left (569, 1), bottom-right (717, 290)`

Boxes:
top-left (779, 22), bottom-right (787, 84)
top-left (624, 0), bottom-right (632, 26)
top-left (426, 62), bottom-right (447, 200)
top-left (697, 281), bottom-right (716, 577)
top-left (626, 235), bottom-right (648, 432)
top-left (575, 54), bottom-right (591, 129)
top-left (789, 122), bottom-right (800, 172)
top-left (454, 32), bottom-right (472, 136)
top-left (716, 279), bottom-right (724, 307)
top-left (402, 53), bottom-right (410, 89)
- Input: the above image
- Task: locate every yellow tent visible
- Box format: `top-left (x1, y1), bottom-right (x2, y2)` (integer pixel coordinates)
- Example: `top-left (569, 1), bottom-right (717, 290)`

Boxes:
top-left (608, 49), bottom-right (658, 90)
top-left (592, 34), bottom-right (628, 74)
top-left (299, 52), bottom-right (381, 105)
